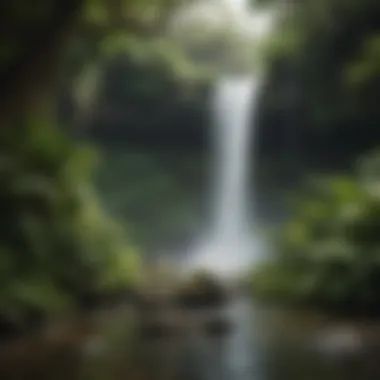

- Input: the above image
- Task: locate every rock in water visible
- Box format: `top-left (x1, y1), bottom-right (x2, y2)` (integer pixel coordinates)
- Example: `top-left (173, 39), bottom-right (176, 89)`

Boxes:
top-left (203, 318), bottom-right (233, 337)
top-left (175, 272), bottom-right (231, 309)
top-left (315, 327), bottom-right (363, 357)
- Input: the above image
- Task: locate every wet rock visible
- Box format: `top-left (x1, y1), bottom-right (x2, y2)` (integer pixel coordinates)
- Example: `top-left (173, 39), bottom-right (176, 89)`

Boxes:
top-left (0, 314), bottom-right (25, 342)
top-left (78, 287), bottom-right (137, 313)
top-left (176, 291), bottom-right (228, 309)
top-left (175, 272), bottom-right (231, 309)
top-left (139, 320), bottom-right (183, 340)
top-left (202, 318), bottom-right (233, 336)
top-left (24, 307), bottom-right (45, 332)
top-left (81, 335), bottom-right (107, 357)
top-left (314, 327), bottom-right (364, 357)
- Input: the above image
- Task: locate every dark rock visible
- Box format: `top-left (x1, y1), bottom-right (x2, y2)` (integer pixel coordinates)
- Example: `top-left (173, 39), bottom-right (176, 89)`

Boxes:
top-left (24, 307), bottom-right (45, 332)
top-left (203, 318), bottom-right (233, 336)
top-left (175, 290), bottom-right (229, 309)
top-left (0, 314), bottom-right (24, 343)
top-left (139, 320), bottom-right (182, 340)
top-left (175, 272), bottom-right (230, 309)
top-left (77, 287), bottom-right (137, 312)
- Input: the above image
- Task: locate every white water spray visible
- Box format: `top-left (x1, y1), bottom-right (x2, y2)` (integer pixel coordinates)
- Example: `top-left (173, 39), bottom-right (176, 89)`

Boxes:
top-left (212, 77), bottom-right (257, 241)
top-left (188, 77), bottom-right (260, 277)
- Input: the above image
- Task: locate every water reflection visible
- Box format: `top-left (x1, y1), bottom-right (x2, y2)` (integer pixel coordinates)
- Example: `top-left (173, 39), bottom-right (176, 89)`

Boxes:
top-left (140, 298), bottom-right (263, 380)
top-left (2, 301), bottom-right (380, 380)
top-left (139, 298), bottom-right (380, 380)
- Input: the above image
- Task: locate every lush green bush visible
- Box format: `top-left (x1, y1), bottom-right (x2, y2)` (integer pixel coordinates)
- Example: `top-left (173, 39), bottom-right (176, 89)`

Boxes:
top-left (0, 119), bottom-right (140, 324)
top-left (252, 151), bottom-right (380, 314)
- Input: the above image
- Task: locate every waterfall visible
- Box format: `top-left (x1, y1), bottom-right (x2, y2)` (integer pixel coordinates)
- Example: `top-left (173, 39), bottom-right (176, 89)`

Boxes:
top-left (179, 0), bottom-right (273, 277)
top-left (212, 77), bottom-right (257, 241)
top-left (186, 76), bottom-right (261, 277)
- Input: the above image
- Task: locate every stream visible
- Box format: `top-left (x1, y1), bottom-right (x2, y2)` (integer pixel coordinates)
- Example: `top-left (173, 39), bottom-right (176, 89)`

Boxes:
top-left (2, 298), bottom-right (380, 380)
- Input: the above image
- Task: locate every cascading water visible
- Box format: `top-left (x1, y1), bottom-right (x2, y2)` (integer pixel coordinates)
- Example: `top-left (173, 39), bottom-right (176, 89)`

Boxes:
top-left (188, 77), bottom-right (260, 277)
top-left (179, 0), bottom-right (273, 278)
top-left (212, 77), bottom-right (256, 243)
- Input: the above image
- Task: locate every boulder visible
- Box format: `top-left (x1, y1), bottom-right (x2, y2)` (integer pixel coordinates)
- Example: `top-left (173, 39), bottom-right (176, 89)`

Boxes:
top-left (175, 272), bottom-right (230, 309)
top-left (202, 318), bottom-right (233, 337)
top-left (139, 319), bottom-right (183, 340)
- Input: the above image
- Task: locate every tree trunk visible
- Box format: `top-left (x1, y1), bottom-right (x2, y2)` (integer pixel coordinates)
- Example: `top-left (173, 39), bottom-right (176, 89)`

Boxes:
top-left (0, 0), bottom-right (84, 125)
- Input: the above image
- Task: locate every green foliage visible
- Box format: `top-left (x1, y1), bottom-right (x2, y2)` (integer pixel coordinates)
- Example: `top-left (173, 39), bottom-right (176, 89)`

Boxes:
top-left (0, 119), bottom-right (140, 322)
top-left (259, 0), bottom-right (380, 132)
top-left (64, 1), bottom-right (209, 126)
top-left (252, 151), bottom-right (380, 314)
top-left (344, 34), bottom-right (380, 89)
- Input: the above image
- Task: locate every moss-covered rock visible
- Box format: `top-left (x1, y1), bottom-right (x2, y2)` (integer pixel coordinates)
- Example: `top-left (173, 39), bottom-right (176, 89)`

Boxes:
top-left (175, 272), bottom-right (230, 309)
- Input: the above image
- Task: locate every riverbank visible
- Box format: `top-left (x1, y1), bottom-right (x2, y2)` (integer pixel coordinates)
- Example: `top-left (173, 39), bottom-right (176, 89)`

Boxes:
top-left (0, 305), bottom-right (135, 378)
top-left (3, 292), bottom-right (380, 380)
